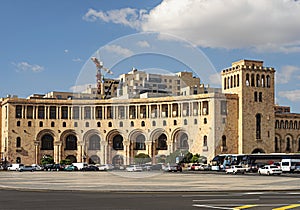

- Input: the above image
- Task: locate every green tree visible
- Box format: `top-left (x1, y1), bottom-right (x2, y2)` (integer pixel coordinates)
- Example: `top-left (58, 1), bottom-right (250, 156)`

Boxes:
top-left (134, 153), bottom-right (152, 165)
top-left (60, 159), bottom-right (72, 165)
top-left (41, 155), bottom-right (54, 165)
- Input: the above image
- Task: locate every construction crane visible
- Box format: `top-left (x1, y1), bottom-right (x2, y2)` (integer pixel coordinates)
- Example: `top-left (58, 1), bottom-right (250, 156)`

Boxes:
top-left (91, 57), bottom-right (113, 98)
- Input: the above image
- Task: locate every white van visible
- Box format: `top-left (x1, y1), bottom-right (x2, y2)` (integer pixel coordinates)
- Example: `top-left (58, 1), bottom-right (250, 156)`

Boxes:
top-left (281, 159), bottom-right (300, 172)
top-left (7, 164), bottom-right (24, 171)
top-left (71, 162), bottom-right (88, 170)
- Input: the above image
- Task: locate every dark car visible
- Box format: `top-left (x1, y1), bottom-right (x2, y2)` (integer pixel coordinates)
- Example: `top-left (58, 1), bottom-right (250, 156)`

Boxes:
top-left (43, 164), bottom-right (65, 171)
top-left (80, 165), bottom-right (99, 171)
top-left (164, 164), bottom-right (182, 172)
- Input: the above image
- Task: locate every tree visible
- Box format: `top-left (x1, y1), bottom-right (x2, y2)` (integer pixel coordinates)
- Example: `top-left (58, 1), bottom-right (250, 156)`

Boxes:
top-left (41, 155), bottom-right (54, 165)
top-left (60, 159), bottom-right (72, 165)
top-left (134, 153), bottom-right (152, 165)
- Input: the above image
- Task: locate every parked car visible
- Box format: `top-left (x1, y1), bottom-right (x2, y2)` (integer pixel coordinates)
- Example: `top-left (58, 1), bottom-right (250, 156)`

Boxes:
top-left (31, 164), bottom-right (43, 171)
top-left (81, 165), bottom-right (99, 171)
top-left (164, 164), bottom-right (182, 172)
top-left (64, 165), bottom-right (78, 171)
top-left (43, 164), bottom-right (65, 171)
top-left (18, 165), bottom-right (35, 172)
top-left (190, 163), bottom-right (201, 171)
top-left (126, 165), bottom-right (143, 172)
top-left (225, 165), bottom-right (246, 174)
top-left (7, 164), bottom-right (24, 171)
top-left (258, 165), bottom-right (282, 175)
top-left (98, 164), bottom-right (114, 171)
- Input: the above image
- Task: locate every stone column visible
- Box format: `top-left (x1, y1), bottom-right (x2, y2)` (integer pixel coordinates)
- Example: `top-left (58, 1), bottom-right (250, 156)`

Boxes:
top-left (145, 140), bottom-right (153, 163)
top-left (123, 140), bottom-right (130, 165)
top-left (54, 141), bottom-right (62, 164)
top-left (101, 141), bottom-right (107, 164)
top-left (34, 141), bottom-right (39, 164)
top-left (77, 141), bottom-right (83, 162)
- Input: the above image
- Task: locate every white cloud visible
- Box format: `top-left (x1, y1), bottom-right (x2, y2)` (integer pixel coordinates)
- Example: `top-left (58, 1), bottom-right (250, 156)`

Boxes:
top-left (72, 58), bottom-right (82, 62)
top-left (103, 44), bottom-right (134, 57)
top-left (276, 65), bottom-right (300, 84)
top-left (83, 8), bottom-right (147, 29)
top-left (12, 61), bottom-right (44, 73)
top-left (84, 0), bottom-right (300, 53)
top-left (64, 49), bottom-right (69, 53)
top-left (278, 90), bottom-right (300, 102)
top-left (137, 40), bottom-right (150, 48)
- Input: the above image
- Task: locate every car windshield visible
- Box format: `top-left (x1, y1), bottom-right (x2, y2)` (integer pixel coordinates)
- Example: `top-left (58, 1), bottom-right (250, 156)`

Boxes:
top-left (270, 166), bottom-right (278, 168)
top-left (235, 166), bottom-right (242, 168)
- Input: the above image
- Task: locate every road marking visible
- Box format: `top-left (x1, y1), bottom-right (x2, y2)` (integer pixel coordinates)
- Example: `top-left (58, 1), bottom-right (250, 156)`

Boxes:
top-left (233, 205), bottom-right (258, 209)
top-left (273, 204), bottom-right (300, 210)
top-left (193, 204), bottom-right (233, 209)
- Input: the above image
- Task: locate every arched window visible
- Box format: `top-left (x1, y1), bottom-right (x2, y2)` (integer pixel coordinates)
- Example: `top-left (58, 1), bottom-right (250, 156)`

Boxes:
top-left (119, 121), bottom-right (123, 127)
top-left (234, 75), bottom-right (236, 87)
top-left (230, 75), bottom-right (233, 88)
top-left (184, 119), bottom-right (188, 125)
top-left (130, 121), bottom-right (134, 127)
top-left (204, 118), bottom-right (207, 124)
top-left (51, 122), bottom-right (55, 127)
top-left (85, 122), bottom-right (89, 127)
top-left (266, 75), bottom-right (271, 88)
top-left (108, 122), bottom-right (112, 127)
top-left (237, 74), bottom-right (239, 87)
top-left (280, 120), bottom-right (284, 129)
top-left (275, 120), bottom-right (279, 129)
top-left (141, 121), bottom-right (145, 127)
top-left (294, 121), bottom-right (298, 130)
top-left (16, 137), bottom-right (21, 147)
top-left (16, 157), bottom-right (21, 163)
top-left (65, 134), bottom-right (77, 150)
top-left (97, 122), bottom-right (101, 127)
top-left (256, 74), bottom-right (260, 87)
top-left (261, 75), bottom-right (265, 87)
top-left (157, 134), bottom-right (167, 150)
top-left (285, 120), bottom-right (289, 129)
top-left (179, 133), bottom-right (189, 149)
top-left (222, 135), bottom-right (226, 147)
top-left (286, 137), bottom-right (291, 152)
top-left (89, 135), bottom-right (100, 150)
top-left (203, 135), bottom-right (207, 147)
top-left (113, 135), bottom-right (123, 150)
top-left (163, 120), bottom-right (167, 126)
top-left (41, 134), bottom-right (54, 150)
top-left (298, 138), bottom-right (300, 152)
top-left (152, 121), bottom-right (156, 126)
top-left (227, 77), bottom-right (230, 89)
top-left (289, 121), bottom-right (293, 129)
top-left (89, 155), bottom-right (100, 164)
top-left (39, 121), bottom-right (43, 127)
top-left (63, 122), bottom-right (66, 127)
top-left (17, 121), bottom-right (20, 127)
top-left (134, 134), bottom-right (145, 150)
top-left (256, 114), bottom-right (261, 139)
top-left (251, 74), bottom-right (255, 87)
top-left (174, 120), bottom-right (177, 125)
top-left (224, 77), bottom-right (227, 90)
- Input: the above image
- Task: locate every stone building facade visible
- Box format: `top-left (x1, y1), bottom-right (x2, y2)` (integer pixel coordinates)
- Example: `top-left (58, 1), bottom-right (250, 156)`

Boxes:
top-left (1, 59), bottom-right (300, 166)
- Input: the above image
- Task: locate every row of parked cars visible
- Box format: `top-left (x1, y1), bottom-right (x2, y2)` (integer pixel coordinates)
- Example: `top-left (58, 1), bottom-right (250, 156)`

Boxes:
top-left (225, 164), bottom-right (283, 175)
top-left (4, 163), bottom-right (170, 172)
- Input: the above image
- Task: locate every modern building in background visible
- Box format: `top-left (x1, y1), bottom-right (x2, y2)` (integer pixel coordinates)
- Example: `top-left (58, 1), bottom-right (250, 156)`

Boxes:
top-left (1, 59), bottom-right (300, 166)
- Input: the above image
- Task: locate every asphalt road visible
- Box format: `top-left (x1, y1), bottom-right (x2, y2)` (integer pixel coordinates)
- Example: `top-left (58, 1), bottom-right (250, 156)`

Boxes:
top-left (1, 190), bottom-right (300, 210)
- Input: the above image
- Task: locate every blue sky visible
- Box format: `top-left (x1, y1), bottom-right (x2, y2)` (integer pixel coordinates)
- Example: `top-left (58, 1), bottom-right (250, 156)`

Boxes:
top-left (1, 0), bottom-right (300, 112)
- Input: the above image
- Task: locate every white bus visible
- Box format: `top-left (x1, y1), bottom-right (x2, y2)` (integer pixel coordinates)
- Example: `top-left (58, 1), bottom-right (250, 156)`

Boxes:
top-left (281, 159), bottom-right (300, 172)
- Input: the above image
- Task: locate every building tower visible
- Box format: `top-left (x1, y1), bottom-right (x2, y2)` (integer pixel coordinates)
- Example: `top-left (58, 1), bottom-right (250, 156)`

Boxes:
top-left (221, 59), bottom-right (276, 154)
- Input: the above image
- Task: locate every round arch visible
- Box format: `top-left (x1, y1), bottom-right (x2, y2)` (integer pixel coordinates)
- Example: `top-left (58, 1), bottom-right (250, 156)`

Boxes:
top-left (251, 148), bottom-right (265, 154)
